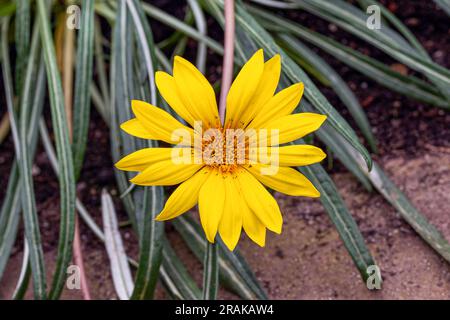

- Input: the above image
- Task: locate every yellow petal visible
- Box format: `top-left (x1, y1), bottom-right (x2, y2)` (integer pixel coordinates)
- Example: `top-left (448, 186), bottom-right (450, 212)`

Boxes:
top-left (246, 164), bottom-right (320, 197)
top-left (237, 169), bottom-right (282, 234)
top-left (155, 71), bottom-right (196, 126)
top-left (219, 174), bottom-right (243, 251)
top-left (198, 170), bottom-right (226, 243)
top-left (252, 145), bottom-right (326, 167)
top-left (156, 167), bottom-right (211, 221)
top-left (239, 54), bottom-right (281, 127)
top-left (225, 49), bottom-right (264, 128)
top-left (131, 100), bottom-right (194, 145)
top-left (173, 56), bottom-right (220, 128)
top-left (120, 118), bottom-right (157, 140)
top-left (242, 209), bottom-right (266, 247)
top-left (130, 160), bottom-right (203, 186)
top-left (248, 83), bottom-right (304, 129)
top-left (262, 113), bottom-right (327, 145)
top-left (115, 148), bottom-right (175, 172)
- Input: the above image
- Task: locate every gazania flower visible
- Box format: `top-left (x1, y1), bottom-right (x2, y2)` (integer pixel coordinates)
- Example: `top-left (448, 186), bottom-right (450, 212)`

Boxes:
top-left (115, 49), bottom-right (327, 250)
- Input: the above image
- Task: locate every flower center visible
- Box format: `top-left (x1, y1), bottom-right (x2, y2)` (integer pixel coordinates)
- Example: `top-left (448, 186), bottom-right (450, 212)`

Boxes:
top-left (196, 127), bottom-right (249, 173)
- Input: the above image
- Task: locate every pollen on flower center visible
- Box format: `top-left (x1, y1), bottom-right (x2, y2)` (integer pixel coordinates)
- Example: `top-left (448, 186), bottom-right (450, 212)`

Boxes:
top-left (196, 127), bottom-right (250, 173)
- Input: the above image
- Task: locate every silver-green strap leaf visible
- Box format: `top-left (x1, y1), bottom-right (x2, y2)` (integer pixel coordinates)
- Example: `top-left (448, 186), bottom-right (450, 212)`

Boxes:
top-left (14, 0), bottom-right (30, 93)
top-left (338, 137), bottom-right (450, 263)
top-left (1, 16), bottom-right (47, 299)
top-left (278, 34), bottom-right (377, 152)
top-left (202, 242), bottom-right (219, 299)
top-left (299, 162), bottom-right (377, 282)
top-left (102, 189), bottom-right (134, 300)
top-left (434, 0), bottom-right (450, 16)
top-left (37, 0), bottom-right (76, 299)
top-left (72, 0), bottom-right (94, 180)
top-left (173, 216), bottom-right (268, 299)
top-left (124, 0), bottom-right (165, 300)
top-left (210, 0), bottom-right (372, 171)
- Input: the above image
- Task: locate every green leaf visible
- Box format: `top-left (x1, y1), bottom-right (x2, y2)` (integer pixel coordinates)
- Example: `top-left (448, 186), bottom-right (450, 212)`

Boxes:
top-left (187, 0), bottom-right (207, 72)
top-left (39, 121), bottom-right (198, 301)
top-left (338, 138), bottom-right (450, 263)
top-left (209, 0), bottom-right (372, 171)
top-left (142, 2), bottom-right (223, 55)
top-left (93, 16), bottom-right (110, 119)
top-left (184, 0), bottom-right (218, 301)
top-left (0, 1), bottom-right (15, 16)
top-left (161, 239), bottom-right (202, 300)
top-left (278, 34), bottom-right (377, 152)
top-left (0, 62), bottom-right (46, 285)
top-left (371, 163), bottom-right (450, 262)
top-left (205, 2), bottom-right (377, 283)
top-left (101, 189), bottom-right (134, 300)
top-left (78, 193), bottom-right (200, 300)
top-left (202, 242), bottom-right (219, 299)
top-left (434, 0), bottom-right (450, 16)
top-left (173, 216), bottom-right (268, 299)
top-left (14, 0), bottom-right (30, 93)
top-left (90, 83), bottom-right (109, 123)
top-left (317, 123), bottom-right (373, 191)
top-left (37, 0), bottom-right (76, 299)
top-left (299, 162), bottom-right (377, 282)
top-left (12, 240), bottom-right (31, 299)
top-left (157, 9), bottom-right (194, 50)
top-left (1, 16), bottom-right (47, 299)
top-left (250, 6), bottom-right (449, 108)
top-left (40, 125), bottom-right (198, 301)
top-left (72, 0), bottom-right (94, 180)
top-left (356, 0), bottom-right (427, 57)
top-left (130, 183), bottom-right (164, 300)
top-left (356, 0), bottom-right (450, 104)
top-left (278, 43), bottom-right (332, 86)
top-left (110, 0), bottom-right (137, 226)
top-left (0, 163), bottom-right (20, 280)
top-left (216, 237), bottom-right (267, 299)
top-left (93, 10), bottom-right (200, 299)
top-left (295, 0), bottom-right (450, 93)
top-left (300, 100), bottom-right (373, 191)
top-left (120, 0), bottom-right (165, 300)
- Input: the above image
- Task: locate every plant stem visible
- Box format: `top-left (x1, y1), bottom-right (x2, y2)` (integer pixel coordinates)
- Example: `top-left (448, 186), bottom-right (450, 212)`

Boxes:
top-left (218, 0), bottom-right (235, 124)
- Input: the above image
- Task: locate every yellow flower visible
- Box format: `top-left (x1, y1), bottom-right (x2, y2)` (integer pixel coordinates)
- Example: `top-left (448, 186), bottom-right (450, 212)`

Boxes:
top-left (115, 49), bottom-right (327, 251)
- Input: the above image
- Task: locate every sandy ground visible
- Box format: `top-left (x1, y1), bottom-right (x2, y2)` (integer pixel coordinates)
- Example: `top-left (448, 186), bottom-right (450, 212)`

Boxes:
top-left (2, 149), bottom-right (449, 300)
top-left (239, 150), bottom-right (450, 299)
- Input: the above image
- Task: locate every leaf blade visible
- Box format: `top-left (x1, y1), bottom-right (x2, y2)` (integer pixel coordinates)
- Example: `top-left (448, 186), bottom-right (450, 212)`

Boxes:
top-left (72, 0), bottom-right (94, 180)
top-left (1, 16), bottom-right (47, 299)
top-left (216, 0), bottom-right (373, 170)
top-left (37, 0), bottom-right (76, 299)
top-left (102, 190), bottom-right (134, 300)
